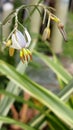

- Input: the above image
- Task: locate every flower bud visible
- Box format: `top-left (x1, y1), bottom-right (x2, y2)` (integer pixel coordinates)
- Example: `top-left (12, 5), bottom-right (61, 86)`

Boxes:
top-left (42, 27), bottom-right (50, 41)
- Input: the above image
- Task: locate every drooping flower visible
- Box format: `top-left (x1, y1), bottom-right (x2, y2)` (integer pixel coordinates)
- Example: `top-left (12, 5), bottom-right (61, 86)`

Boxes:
top-left (50, 15), bottom-right (67, 42)
top-left (11, 28), bottom-right (31, 49)
top-left (42, 13), bottom-right (51, 41)
top-left (57, 22), bottom-right (67, 42)
top-left (50, 15), bottom-right (60, 23)
top-left (5, 28), bottom-right (32, 63)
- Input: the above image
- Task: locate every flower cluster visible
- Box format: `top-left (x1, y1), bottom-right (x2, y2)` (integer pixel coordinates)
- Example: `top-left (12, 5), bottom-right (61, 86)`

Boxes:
top-left (3, 3), bottom-right (67, 63)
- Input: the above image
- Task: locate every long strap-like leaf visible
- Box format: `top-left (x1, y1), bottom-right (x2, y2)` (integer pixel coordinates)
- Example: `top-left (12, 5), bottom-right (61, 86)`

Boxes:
top-left (0, 60), bottom-right (73, 129)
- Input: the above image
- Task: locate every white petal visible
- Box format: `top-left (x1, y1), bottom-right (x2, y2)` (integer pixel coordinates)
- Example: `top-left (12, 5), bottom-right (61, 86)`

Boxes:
top-left (24, 28), bottom-right (31, 48)
top-left (16, 30), bottom-right (27, 48)
top-left (11, 33), bottom-right (21, 49)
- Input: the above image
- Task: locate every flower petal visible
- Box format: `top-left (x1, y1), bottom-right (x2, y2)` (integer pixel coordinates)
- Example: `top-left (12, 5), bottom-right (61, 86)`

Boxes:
top-left (11, 33), bottom-right (22, 49)
top-left (11, 29), bottom-right (31, 50)
top-left (24, 28), bottom-right (31, 48)
top-left (16, 30), bottom-right (27, 48)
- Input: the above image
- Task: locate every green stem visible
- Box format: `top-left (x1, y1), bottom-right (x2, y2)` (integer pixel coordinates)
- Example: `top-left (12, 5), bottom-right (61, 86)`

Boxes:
top-left (47, 13), bottom-right (51, 27)
top-left (18, 21), bottom-right (25, 29)
top-left (43, 9), bottom-right (46, 24)
top-left (0, 22), bottom-right (3, 44)
top-left (2, 3), bottom-right (56, 26)
top-left (6, 28), bottom-right (16, 41)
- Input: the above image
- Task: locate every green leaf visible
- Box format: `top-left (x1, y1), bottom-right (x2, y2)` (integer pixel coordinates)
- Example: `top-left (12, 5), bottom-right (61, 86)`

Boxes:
top-left (0, 61), bottom-right (27, 117)
top-left (30, 75), bottom-right (73, 129)
top-left (46, 114), bottom-right (69, 130)
top-left (0, 116), bottom-right (36, 130)
top-left (34, 51), bottom-right (72, 84)
top-left (29, 109), bottom-right (47, 128)
top-left (0, 60), bottom-right (73, 129)
top-left (58, 80), bottom-right (73, 101)
top-left (2, 10), bottom-right (15, 25)
top-left (0, 89), bottom-right (42, 111)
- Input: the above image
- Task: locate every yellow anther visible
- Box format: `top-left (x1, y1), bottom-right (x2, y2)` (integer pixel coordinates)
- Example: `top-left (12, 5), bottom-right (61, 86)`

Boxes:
top-left (27, 49), bottom-right (32, 61)
top-left (6, 39), bottom-right (12, 47)
top-left (9, 48), bottom-right (15, 56)
top-left (20, 50), bottom-right (23, 57)
top-left (22, 49), bottom-right (28, 61)
top-left (50, 16), bottom-right (60, 23)
top-left (26, 49), bottom-right (31, 54)
top-left (23, 48), bottom-right (28, 55)
top-left (20, 49), bottom-right (32, 63)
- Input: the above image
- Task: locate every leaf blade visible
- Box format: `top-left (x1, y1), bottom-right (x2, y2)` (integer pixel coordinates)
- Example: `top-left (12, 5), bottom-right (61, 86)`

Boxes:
top-left (0, 60), bottom-right (73, 129)
top-left (34, 51), bottom-right (72, 84)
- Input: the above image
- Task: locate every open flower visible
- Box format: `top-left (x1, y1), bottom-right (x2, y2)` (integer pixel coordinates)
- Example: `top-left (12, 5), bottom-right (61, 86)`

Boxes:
top-left (11, 28), bottom-right (31, 49)
top-left (5, 28), bottom-right (32, 63)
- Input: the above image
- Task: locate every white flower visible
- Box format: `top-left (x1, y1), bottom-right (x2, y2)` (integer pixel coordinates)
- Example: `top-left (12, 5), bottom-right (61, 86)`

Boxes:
top-left (4, 28), bottom-right (32, 63)
top-left (11, 28), bottom-right (31, 50)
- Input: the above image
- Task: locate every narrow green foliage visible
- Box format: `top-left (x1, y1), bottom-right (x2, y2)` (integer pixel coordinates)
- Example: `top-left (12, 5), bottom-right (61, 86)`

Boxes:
top-left (0, 60), bottom-right (73, 129)
top-left (34, 51), bottom-right (72, 84)
top-left (0, 116), bottom-right (36, 130)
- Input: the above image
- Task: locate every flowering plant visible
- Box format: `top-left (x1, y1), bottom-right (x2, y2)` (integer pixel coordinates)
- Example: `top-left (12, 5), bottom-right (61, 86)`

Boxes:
top-left (2, 3), bottom-right (67, 63)
top-left (0, 2), bottom-right (73, 130)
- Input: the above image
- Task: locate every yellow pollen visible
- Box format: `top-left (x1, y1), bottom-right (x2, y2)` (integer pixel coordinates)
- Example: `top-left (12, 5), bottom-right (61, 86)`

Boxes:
top-left (20, 50), bottom-right (23, 57)
top-left (6, 39), bottom-right (12, 47)
top-left (50, 16), bottom-right (60, 23)
top-left (9, 48), bottom-right (15, 56)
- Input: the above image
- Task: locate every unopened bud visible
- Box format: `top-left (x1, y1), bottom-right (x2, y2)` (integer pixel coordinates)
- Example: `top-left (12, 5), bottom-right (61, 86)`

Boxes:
top-left (42, 27), bottom-right (50, 41)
